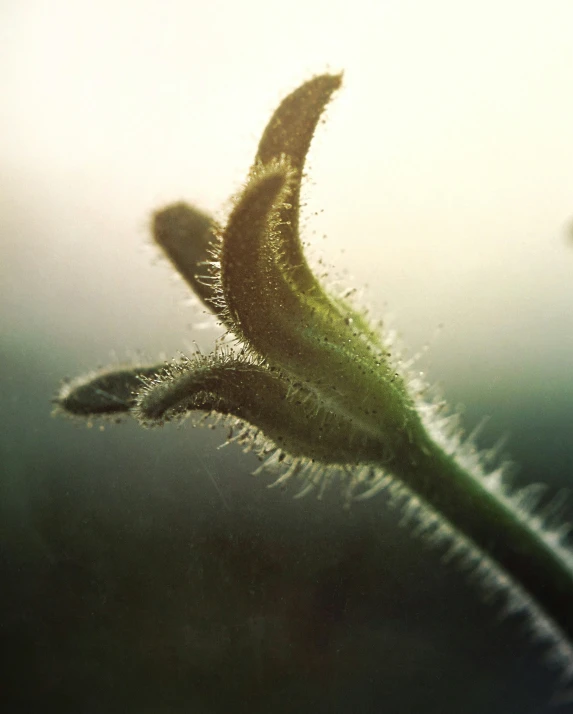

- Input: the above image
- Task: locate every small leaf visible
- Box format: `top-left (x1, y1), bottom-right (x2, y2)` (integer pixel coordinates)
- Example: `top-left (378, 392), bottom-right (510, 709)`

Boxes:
top-left (152, 202), bottom-right (220, 312)
top-left (255, 73), bottom-right (341, 296)
top-left (255, 72), bottom-right (382, 347)
top-left (56, 365), bottom-right (165, 418)
top-left (256, 73), bottom-right (342, 169)
top-left (134, 352), bottom-right (386, 466)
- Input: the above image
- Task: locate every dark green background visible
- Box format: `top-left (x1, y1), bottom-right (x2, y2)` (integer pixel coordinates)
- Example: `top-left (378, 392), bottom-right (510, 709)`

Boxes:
top-left (1, 284), bottom-right (572, 713)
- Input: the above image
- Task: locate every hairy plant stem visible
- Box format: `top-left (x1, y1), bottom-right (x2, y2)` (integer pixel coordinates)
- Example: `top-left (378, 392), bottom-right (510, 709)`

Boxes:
top-left (383, 432), bottom-right (573, 643)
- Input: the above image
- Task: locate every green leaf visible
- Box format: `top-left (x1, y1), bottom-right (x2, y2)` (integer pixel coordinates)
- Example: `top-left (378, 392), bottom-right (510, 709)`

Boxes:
top-left (133, 351), bottom-right (386, 467)
top-left (152, 202), bottom-right (220, 312)
top-left (56, 365), bottom-right (165, 418)
top-left (219, 159), bottom-right (422, 450)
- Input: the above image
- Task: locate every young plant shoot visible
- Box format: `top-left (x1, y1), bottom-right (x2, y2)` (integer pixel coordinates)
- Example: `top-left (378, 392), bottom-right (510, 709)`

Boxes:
top-left (56, 73), bottom-right (573, 680)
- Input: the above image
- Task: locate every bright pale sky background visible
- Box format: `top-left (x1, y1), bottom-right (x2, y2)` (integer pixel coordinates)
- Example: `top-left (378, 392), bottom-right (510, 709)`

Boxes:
top-left (1, 0), bottom-right (572, 400)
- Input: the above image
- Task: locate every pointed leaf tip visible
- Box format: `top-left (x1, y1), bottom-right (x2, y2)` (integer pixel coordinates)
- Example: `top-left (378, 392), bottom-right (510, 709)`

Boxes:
top-left (56, 365), bottom-right (165, 418)
top-left (253, 73), bottom-right (343, 295)
top-left (152, 202), bottom-right (220, 312)
top-left (256, 73), bottom-right (343, 170)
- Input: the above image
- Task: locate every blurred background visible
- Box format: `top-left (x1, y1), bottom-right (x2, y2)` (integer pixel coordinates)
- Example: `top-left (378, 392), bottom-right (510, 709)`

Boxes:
top-left (1, 1), bottom-right (572, 712)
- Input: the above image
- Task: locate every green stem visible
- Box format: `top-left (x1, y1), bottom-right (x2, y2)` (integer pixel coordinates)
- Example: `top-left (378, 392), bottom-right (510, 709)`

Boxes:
top-left (388, 429), bottom-right (573, 646)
